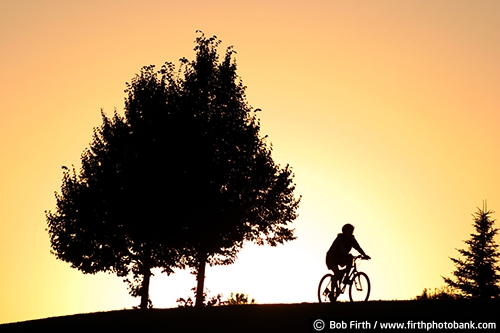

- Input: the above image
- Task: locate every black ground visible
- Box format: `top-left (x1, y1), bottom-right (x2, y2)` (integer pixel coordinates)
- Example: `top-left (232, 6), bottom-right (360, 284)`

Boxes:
top-left (1, 300), bottom-right (498, 332)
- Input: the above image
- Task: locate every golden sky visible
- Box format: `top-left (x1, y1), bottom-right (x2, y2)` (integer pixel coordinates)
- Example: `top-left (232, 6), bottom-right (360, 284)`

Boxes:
top-left (1, 0), bottom-right (499, 324)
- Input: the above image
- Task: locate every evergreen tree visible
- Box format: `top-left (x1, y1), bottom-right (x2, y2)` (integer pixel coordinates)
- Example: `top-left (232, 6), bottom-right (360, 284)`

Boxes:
top-left (443, 204), bottom-right (500, 299)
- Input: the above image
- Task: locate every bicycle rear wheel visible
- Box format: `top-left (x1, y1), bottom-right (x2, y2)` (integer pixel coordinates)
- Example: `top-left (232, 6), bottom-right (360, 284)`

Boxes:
top-left (318, 274), bottom-right (336, 303)
top-left (349, 272), bottom-right (370, 302)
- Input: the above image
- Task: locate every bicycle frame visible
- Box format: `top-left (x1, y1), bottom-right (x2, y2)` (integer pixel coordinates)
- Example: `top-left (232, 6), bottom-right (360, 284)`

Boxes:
top-left (332, 256), bottom-right (361, 296)
top-left (318, 255), bottom-right (370, 303)
top-left (337, 255), bottom-right (362, 293)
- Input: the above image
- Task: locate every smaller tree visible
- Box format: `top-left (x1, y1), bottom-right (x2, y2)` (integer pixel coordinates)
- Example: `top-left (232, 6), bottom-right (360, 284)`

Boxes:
top-left (443, 204), bottom-right (500, 299)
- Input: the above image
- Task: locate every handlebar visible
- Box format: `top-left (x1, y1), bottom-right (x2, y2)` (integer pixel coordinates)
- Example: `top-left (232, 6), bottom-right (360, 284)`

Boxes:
top-left (353, 255), bottom-right (371, 260)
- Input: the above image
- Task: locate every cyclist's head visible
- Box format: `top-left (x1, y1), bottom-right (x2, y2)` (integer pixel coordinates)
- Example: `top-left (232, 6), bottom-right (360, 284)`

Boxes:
top-left (342, 223), bottom-right (355, 235)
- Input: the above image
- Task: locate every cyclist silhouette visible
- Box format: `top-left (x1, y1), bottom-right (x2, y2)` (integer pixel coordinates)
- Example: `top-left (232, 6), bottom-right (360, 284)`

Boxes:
top-left (326, 224), bottom-right (371, 285)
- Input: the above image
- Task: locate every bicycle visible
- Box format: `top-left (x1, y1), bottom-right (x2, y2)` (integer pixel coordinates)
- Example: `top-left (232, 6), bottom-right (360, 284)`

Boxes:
top-left (318, 255), bottom-right (371, 303)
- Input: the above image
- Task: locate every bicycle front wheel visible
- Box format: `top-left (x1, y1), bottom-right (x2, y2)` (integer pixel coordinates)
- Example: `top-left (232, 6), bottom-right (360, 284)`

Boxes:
top-left (318, 274), bottom-right (335, 303)
top-left (349, 272), bottom-right (370, 302)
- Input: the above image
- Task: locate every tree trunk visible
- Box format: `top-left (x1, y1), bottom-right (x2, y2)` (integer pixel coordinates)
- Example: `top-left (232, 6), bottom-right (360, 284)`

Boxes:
top-left (140, 266), bottom-right (152, 309)
top-left (195, 251), bottom-right (208, 307)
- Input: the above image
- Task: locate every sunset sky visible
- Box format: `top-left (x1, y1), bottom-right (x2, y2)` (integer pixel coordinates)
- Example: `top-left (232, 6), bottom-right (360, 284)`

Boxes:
top-left (1, 0), bottom-right (499, 324)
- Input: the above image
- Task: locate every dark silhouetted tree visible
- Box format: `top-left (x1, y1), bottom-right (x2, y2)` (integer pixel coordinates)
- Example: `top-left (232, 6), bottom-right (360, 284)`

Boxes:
top-left (46, 62), bottom-right (189, 309)
top-left (46, 106), bottom-right (184, 309)
top-left (443, 204), bottom-right (500, 299)
top-left (46, 32), bottom-right (300, 309)
top-left (174, 33), bottom-right (300, 307)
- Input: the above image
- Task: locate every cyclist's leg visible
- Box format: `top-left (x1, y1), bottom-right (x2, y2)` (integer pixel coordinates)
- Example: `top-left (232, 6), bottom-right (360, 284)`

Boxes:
top-left (343, 254), bottom-right (354, 282)
top-left (331, 262), bottom-right (341, 284)
top-left (331, 262), bottom-right (345, 299)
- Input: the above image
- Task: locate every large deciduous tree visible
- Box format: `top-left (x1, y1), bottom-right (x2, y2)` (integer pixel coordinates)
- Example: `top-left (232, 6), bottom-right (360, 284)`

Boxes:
top-left (46, 32), bottom-right (300, 309)
top-left (46, 62), bottom-right (186, 309)
top-left (46, 108), bottom-right (183, 309)
top-left (443, 203), bottom-right (500, 299)
top-left (177, 34), bottom-right (300, 306)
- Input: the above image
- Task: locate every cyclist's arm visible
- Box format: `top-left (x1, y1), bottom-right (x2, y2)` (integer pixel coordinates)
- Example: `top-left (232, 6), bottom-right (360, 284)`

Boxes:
top-left (352, 237), bottom-right (368, 257)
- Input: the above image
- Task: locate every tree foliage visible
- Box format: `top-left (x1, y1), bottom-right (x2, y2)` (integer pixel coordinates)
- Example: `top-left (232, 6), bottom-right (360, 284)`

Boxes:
top-left (46, 108), bottom-right (182, 309)
top-left (443, 204), bottom-right (500, 299)
top-left (46, 32), bottom-right (300, 309)
top-left (174, 33), bottom-right (300, 306)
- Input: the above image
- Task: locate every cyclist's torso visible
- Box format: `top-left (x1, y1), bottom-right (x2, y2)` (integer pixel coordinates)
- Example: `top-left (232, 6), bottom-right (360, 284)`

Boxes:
top-left (326, 233), bottom-right (359, 264)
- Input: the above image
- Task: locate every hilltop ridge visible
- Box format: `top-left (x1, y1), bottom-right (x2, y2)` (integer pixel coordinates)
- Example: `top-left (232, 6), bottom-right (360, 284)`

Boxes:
top-left (2, 300), bottom-right (498, 332)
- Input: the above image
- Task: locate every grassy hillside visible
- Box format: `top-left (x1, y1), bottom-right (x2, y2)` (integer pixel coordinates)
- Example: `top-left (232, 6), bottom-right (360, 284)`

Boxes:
top-left (1, 300), bottom-right (498, 332)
